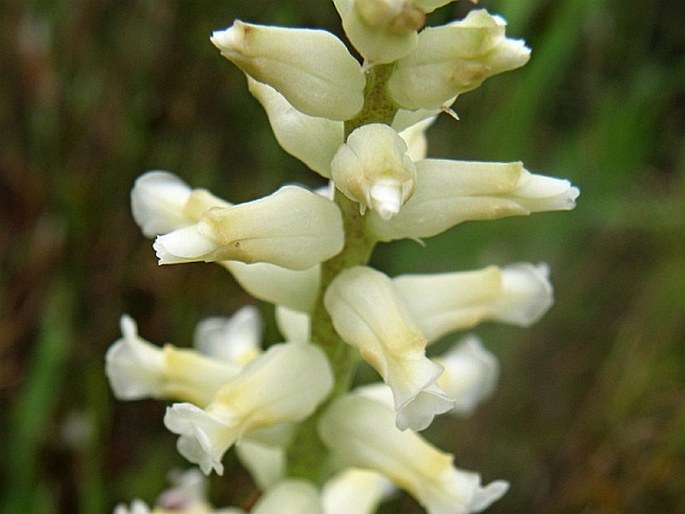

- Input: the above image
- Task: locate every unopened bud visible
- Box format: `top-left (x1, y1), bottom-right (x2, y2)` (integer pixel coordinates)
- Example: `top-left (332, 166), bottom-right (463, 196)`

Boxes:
top-left (331, 124), bottom-right (416, 220)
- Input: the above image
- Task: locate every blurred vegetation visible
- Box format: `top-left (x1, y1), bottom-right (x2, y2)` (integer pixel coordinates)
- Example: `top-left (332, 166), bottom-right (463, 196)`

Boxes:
top-left (1, 0), bottom-right (684, 513)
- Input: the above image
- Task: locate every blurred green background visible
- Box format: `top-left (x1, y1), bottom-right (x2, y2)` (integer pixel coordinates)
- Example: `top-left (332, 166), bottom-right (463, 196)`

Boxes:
top-left (1, 0), bottom-right (684, 513)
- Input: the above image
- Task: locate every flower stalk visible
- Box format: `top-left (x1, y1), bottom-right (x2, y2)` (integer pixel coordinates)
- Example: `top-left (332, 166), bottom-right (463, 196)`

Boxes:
top-left (108, 3), bottom-right (579, 512)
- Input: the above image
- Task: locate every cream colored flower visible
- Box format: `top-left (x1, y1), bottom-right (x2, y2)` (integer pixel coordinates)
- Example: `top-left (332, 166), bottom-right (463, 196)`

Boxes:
top-left (153, 186), bottom-right (344, 270)
top-left (388, 10), bottom-right (530, 110)
top-left (331, 124), bottom-right (417, 220)
top-left (211, 21), bottom-right (365, 120)
top-left (368, 160), bottom-right (579, 242)
top-left (394, 263), bottom-right (554, 343)
top-left (105, 315), bottom-right (240, 407)
top-left (164, 342), bottom-right (333, 475)
top-left (324, 266), bottom-right (453, 431)
top-left (319, 393), bottom-right (509, 514)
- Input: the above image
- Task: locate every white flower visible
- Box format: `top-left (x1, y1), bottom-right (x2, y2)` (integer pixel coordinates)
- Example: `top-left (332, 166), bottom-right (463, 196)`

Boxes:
top-left (368, 160), bottom-right (579, 242)
top-left (318, 393), bottom-right (509, 514)
top-left (388, 10), bottom-right (530, 110)
top-left (220, 261), bottom-right (320, 313)
top-left (105, 315), bottom-right (239, 407)
top-left (324, 266), bottom-right (453, 431)
top-left (435, 335), bottom-right (499, 415)
top-left (131, 171), bottom-right (231, 238)
top-left (153, 185), bottom-right (344, 270)
top-left (331, 124), bottom-right (417, 220)
top-left (394, 263), bottom-right (554, 343)
top-left (164, 342), bottom-right (333, 475)
top-left (211, 21), bottom-right (365, 120)
top-left (321, 468), bottom-right (395, 514)
top-left (333, 0), bottom-right (423, 64)
top-left (193, 305), bottom-right (263, 366)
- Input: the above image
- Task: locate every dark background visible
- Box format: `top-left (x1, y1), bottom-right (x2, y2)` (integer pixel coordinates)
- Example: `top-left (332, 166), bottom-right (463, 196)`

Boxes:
top-left (1, 0), bottom-right (684, 512)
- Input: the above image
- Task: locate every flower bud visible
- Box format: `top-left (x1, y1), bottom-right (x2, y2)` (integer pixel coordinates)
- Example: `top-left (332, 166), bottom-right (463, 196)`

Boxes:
top-left (221, 261), bottom-right (320, 312)
top-left (388, 10), bottom-right (531, 110)
top-left (368, 159), bottom-right (579, 242)
top-left (164, 342), bottom-right (333, 475)
top-left (333, 0), bottom-right (423, 64)
top-left (394, 263), bottom-right (554, 343)
top-left (131, 171), bottom-right (231, 238)
top-left (211, 21), bottom-right (365, 120)
top-left (331, 124), bottom-right (417, 220)
top-left (153, 185), bottom-right (344, 270)
top-left (247, 78), bottom-right (343, 177)
top-left (324, 266), bottom-right (453, 431)
top-left (105, 315), bottom-right (240, 407)
top-left (319, 393), bottom-right (509, 514)
top-left (435, 335), bottom-right (499, 415)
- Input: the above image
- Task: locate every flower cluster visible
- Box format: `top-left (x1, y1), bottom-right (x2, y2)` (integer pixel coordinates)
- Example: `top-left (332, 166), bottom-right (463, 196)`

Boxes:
top-left (107, 1), bottom-right (578, 513)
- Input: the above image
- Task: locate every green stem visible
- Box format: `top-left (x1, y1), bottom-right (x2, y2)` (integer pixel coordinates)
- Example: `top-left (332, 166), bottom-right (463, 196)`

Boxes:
top-left (285, 63), bottom-right (400, 483)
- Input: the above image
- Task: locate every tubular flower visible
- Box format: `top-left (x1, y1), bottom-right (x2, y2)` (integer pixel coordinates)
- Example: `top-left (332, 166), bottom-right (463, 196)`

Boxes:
top-left (368, 160), bottom-right (579, 242)
top-left (164, 342), bottom-right (333, 475)
top-left (153, 185), bottom-right (344, 270)
top-left (394, 263), bottom-right (554, 343)
top-left (318, 393), bottom-right (509, 514)
top-left (211, 21), bottom-right (365, 121)
top-left (105, 315), bottom-right (240, 407)
top-left (331, 124), bottom-right (417, 219)
top-left (388, 9), bottom-right (531, 110)
top-left (324, 266), bottom-right (454, 431)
